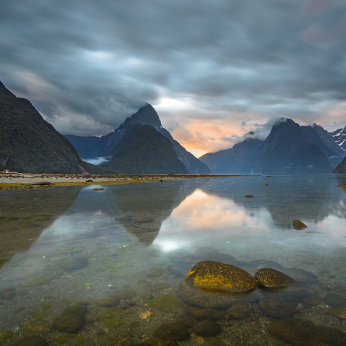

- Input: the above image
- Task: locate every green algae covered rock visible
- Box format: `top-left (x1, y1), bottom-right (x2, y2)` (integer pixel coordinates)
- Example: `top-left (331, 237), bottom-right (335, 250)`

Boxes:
top-left (292, 220), bottom-right (307, 230)
top-left (255, 268), bottom-right (296, 289)
top-left (184, 261), bottom-right (256, 294)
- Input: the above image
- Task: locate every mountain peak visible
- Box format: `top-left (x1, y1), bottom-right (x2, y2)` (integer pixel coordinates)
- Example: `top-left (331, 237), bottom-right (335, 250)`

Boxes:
top-left (132, 102), bottom-right (162, 128)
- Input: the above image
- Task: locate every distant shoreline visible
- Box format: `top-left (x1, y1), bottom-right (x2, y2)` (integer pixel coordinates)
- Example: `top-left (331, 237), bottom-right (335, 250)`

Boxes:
top-left (0, 173), bottom-right (259, 188)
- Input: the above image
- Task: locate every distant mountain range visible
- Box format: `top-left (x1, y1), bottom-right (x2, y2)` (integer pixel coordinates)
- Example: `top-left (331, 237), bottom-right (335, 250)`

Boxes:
top-left (201, 118), bottom-right (345, 174)
top-left (1, 80), bottom-right (345, 174)
top-left (65, 103), bottom-right (211, 174)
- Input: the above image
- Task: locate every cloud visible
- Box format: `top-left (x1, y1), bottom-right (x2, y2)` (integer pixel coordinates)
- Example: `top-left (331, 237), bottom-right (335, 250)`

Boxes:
top-left (1, 0), bottom-right (346, 150)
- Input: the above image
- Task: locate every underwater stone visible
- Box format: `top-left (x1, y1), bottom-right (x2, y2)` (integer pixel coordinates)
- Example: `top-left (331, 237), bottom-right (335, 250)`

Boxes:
top-left (150, 294), bottom-right (187, 314)
top-left (226, 302), bottom-right (252, 319)
top-left (20, 277), bottom-right (51, 287)
top-left (255, 268), bottom-right (296, 289)
top-left (184, 261), bottom-right (256, 294)
top-left (10, 336), bottom-right (49, 346)
top-left (259, 295), bottom-right (298, 319)
top-left (323, 293), bottom-right (346, 307)
top-left (193, 320), bottom-right (222, 337)
top-left (53, 314), bottom-right (86, 333)
top-left (109, 289), bottom-right (136, 300)
top-left (154, 322), bottom-right (190, 341)
top-left (62, 257), bottom-right (88, 271)
top-left (96, 296), bottom-right (120, 307)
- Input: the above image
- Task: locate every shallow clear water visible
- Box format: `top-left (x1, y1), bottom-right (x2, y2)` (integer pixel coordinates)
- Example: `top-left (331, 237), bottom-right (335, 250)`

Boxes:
top-left (0, 175), bottom-right (346, 345)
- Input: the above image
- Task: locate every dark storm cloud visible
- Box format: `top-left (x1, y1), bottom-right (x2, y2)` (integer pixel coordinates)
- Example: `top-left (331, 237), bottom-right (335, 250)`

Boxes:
top-left (1, 0), bottom-right (346, 136)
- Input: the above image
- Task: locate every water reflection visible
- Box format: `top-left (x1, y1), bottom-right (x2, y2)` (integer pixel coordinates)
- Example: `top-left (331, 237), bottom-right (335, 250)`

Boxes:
top-left (0, 175), bottom-right (346, 345)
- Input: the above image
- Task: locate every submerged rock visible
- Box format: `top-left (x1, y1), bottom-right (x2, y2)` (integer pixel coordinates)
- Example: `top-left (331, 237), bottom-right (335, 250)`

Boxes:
top-left (10, 336), bottom-right (49, 346)
top-left (259, 295), bottom-right (298, 319)
top-left (61, 257), bottom-right (88, 271)
top-left (326, 307), bottom-right (346, 319)
top-left (96, 296), bottom-right (120, 307)
top-left (184, 261), bottom-right (256, 294)
top-left (323, 293), bottom-right (346, 307)
top-left (226, 302), bottom-right (252, 319)
top-left (284, 267), bottom-right (318, 285)
top-left (154, 322), bottom-right (190, 341)
top-left (53, 314), bottom-right (86, 333)
top-left (255, 268), bottom-right (296, 289)
top-left (268, 318), bottom-right (320, 346)
top-left (292, 220), bottom-right (307, 230)
top-left (268, 318), bottom-right (346, 346)
top-left (193, 320), bottom-right (222, 337)
top-left (109, 289), bottom-right (136, 300)
top-left (150, 294), bottom-right (187, 314)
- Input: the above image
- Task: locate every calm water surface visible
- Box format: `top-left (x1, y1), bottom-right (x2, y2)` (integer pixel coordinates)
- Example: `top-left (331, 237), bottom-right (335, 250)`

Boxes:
top-left (0, 175), bottom-right (346, 345)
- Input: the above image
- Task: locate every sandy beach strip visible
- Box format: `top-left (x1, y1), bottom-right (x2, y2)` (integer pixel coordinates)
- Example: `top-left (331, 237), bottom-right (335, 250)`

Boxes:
top-left (0, 173), bottom-right (238, 187)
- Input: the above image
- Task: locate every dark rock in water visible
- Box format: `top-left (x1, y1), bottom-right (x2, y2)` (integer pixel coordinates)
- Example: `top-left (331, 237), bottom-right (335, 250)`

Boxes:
top-left (259, 295), bottom-right (298, 319)
top-left (93, 188), bottom-right (105, 191)
top-left (0, 288), bottom-right (16, 299)
top-left (226, 302), bottom-right (251, 319)
top-left (292, 220), bottom-right (307, 230)
top-left (283, 268), bottom-right (318, 285)
top-left (326, 307), bottom-right (346, 319)
top-left (96, 296), bottom-right (120, 307)
top-left (323, 293), bottom-right (346, 307)
top-left (255, 268), bottom-right (296, 289)
top-left (109, 289), bottom-right (136, 300)
top-left (150, 282), bottom-right (170, 293)
top-left (62, 304), bottom-right (88, 316)
top-left (178, 280), bottom-right (236, 309)
top-left (62, 257), bottom-right (88, 271)
top-left (317, 326), bottom-right (346, 345)
top-left (300, 293), bottom-right (323, 306)
top-left (184, 261), bottom-right (256, 294)
top-left (154, 322), bottom-right (190, 341)
top-left (193, 320), bottom-right (222, 337)
top-left (184, 307), bottom-right (221, 321)
top-left (150, 294), bottom-right (187, 314)
top-left (267, 318), bottom-right (320, 346)
top-left (245, 195), bottom-right (254, 198)
top-left (53, 314), bottom-right (86, 333)
top-left (10, 336), bottom-right (49, 346)
top-left (173, 315), bottom-right (197, 327)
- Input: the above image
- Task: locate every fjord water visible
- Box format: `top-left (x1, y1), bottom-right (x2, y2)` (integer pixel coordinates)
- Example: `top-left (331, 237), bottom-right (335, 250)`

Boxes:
top-left (0, 175), bottom-right (346, 345)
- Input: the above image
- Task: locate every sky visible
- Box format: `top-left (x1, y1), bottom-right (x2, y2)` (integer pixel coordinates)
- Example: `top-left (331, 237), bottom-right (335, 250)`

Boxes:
top-left (1, 0), bottom-right (346, 157)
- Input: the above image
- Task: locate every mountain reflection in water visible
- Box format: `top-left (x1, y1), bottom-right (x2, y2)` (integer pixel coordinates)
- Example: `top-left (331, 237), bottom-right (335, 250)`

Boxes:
top-left (0, 175), bottom-right (346, 345)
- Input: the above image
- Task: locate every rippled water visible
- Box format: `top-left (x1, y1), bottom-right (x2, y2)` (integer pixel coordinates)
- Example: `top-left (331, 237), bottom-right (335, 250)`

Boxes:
top-left (0, 175), bottom-right (346, 345)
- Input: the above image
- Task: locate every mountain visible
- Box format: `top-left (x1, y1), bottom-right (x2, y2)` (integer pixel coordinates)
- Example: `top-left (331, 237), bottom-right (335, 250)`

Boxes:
top-left (100, 125), bottom-right (188, 174)
top-left (200, 136), bottom-right (263, 174)
top-left (333, 155), bottom-right (346, 173)
top-left (301, 125), bottom-right (343, 167)
top-left (312, 124), bottom-right (345, 156)
top-left (320, 121), bottom-right (346, 153)
top-left (0, 81), bottom-right (92, 174)
top-left (65, 103), bottom-right (211, 174)
top-left (257, 118), bottom-right (332, 174)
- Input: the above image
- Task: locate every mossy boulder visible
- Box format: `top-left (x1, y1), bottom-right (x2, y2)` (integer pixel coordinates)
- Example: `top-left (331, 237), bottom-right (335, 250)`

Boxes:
top-left (0, 288), bottom-right (16, 299)
top-left (326, 307), bottom-right (346, 319)
top-left (292, 220), bottom-right (307, 230)
top-left (62, 304), bottom-right (88, 316)
top-left (179, 280), bottom-right (238, 309)
top-left (184, 261), bottom-right (256, 294)
top-left (255, 268), bottom-right (296, 289)
top-left (0, 330), bottom-right (13, 345)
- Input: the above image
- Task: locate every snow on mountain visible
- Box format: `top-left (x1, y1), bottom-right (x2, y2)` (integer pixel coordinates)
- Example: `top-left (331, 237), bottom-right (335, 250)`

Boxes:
top-left (320, 121), bottom-right (346, 133)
